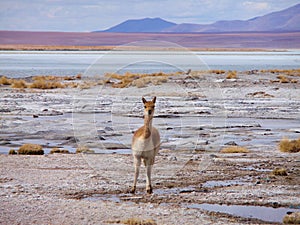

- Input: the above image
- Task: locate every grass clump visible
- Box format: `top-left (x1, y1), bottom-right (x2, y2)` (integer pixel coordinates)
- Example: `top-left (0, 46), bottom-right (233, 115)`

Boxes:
top-left (122, 218), bottom-right (157, 225)
top-left (279, 138), bottom-right (300, 153)
top-left (30, 77), bottom-right (65, 89)
top-left (272, 168), bottom-right (288, 176)
top-left (0, 76), bottom-right (12, 85)
top-left (276, 74), bottom-right (298, 83)
top-left (1, 75), bottom-right (84, 90)
top-left (277, 75), bottom-right (290, 83)
top-left (11, 79), bottom-right (27, 88)
top-left (262, 69), bottom-right (300, 77)
top-left (246, 91), bottom-right (274, 98)
top-left (8, 149), bottom-right (17, 155)
top-left (220, 146), bottom-right (250, 153)
top-left (50, 148), bottom-right (70, 154)
top-left (104, 72), bottom-right (172, 88)
top-left (18, 144), bottom-right (44, 155)
top-left (283, 212), bottom-right (300, 224)
top-left (226, 70), bottom-right (238, 79)
top-left (76, 146), bottom-right (95, 154)
top-left (209, 70), bottom-right (226, 74)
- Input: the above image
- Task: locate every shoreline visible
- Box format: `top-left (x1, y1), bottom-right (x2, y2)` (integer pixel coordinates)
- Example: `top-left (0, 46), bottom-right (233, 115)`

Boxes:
top-left (0, 44), bottom-right (292, 52)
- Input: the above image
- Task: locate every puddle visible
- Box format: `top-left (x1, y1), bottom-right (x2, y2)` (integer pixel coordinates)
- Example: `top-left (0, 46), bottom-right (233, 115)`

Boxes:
top-left (154, 186), bottom-right (196, 195)
top-left (202, 179), bottom-right (248, 188)
top-left (84, 194), bottom-right (122, 203)
top-left (84, 187), bottom-right (197, 203)
top-left (187, 203), bottom-right (300, 223)
top-left (95, 149), bottom-right (131, 154)
top-left (82, 191), bottom-right (300, 223)
top-left (83, 193), bottom-right (142, 203)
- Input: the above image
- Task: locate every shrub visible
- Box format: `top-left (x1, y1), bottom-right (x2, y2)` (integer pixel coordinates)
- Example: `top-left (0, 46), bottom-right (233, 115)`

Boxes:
top-left (122, 218), bottom-right (157, 225)
top-left (283, 212), bottom-right (300, 224)
top-left (272, 168), bottom-right (288, 176)
top-left (279, 138), bottom-right (300, 153)
top-left (18, 144), bottom-right (44, 155)
top-left (226, 70), bottom-right (237, 79)
top-left (220, 146), bottom-right (249, 153)
top-left (50, 148), bottom-right (70, 154)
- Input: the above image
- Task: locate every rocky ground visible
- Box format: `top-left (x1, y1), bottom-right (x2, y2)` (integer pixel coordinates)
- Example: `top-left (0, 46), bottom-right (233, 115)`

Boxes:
top-left (0, 70), bottom-right (300, 224)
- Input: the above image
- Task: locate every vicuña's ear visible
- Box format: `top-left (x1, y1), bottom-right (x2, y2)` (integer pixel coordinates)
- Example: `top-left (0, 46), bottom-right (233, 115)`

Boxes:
top-left (142, 97), bottom-right (147, 104)
top-left (152, 96), bottom-right (156, 103)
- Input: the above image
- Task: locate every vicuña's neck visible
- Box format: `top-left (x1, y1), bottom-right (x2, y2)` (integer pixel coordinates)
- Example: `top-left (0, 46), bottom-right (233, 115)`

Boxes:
top-left (143, 115), bottom-right (153, 138)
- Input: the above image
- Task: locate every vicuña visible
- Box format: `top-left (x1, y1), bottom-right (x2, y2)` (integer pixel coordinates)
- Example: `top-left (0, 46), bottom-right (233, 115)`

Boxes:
top-left (131, 96), bottom-right (160, 194)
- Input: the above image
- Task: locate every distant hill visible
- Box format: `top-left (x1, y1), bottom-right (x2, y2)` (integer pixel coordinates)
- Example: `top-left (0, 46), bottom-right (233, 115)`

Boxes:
top-left (100, 3), bottom-right (300, 33)
top-left (100, 18), bottom-right (176, 33)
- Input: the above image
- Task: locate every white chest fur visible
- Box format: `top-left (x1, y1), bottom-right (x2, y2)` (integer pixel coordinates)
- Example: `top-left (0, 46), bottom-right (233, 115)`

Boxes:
top-left (132, 136), bottom-right (155, 153)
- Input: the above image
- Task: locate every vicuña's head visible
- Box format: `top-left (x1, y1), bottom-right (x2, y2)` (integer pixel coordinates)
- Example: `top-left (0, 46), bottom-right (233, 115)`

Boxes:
top-left (142, 96), bottom-right (156, 117)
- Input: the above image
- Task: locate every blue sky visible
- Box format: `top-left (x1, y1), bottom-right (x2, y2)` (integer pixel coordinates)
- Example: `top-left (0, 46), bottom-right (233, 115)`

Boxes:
top-left (0, 0), bottom-right (299, 32)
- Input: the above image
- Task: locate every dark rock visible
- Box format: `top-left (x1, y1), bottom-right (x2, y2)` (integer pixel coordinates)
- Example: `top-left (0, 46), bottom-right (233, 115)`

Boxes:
top-left (0, 108), bottom-right (11, 113)
top-left (104, 127), bottom-right (113, 131)
top-left (38, 110), bottom-right (63, 116)
top-left (224, 141), bottom-right (238, 146)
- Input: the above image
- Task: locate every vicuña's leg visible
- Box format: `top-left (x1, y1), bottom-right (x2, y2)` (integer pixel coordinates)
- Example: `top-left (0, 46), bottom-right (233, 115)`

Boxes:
top-left (131, 156), bottom-right (141, 194)
top-left (146, 164), bottom-right (153, 194)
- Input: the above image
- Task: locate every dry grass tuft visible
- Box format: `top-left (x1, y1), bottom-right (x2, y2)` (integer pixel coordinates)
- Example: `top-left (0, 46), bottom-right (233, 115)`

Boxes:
top-left (103, 71), bottom-right (173, 88)
top-left (11, 79), bottom-right (27, 88)
top-left (76, 146), bottom-right (95, 154)
top-left (220, 146), bottom-right (250, 153)
top-left (260, 69), bottom-right (300, 83)
top-left (277, 75), bottom-right (290, 83)
top-left (8, 149), bottom-right (17, 155)
top-left (76, 74), bottom-right (82, 79)
top-left (226, 70), bottom-right (238, 79)
top-left (18, 143), bottom-right (44, 155)
top-left (30, 78), bottom-right (65, 89)
top-left (261, 69), bottom-right (300, 77)
top-left (279, 138), bottom-right (300, 153)
top-left (50, 148), bottom-right (70, 154)
top-left (272, 168), bottom-right (288, 176)
top-left (210, 70), bottom-right (226, 74)
top-left (246, 91), bottom-right (274, 98)
top-left (1, 75), bottom-right (85, 89)
top-left (0, 76), bottom-right (12, 85)
top-left (283, 212), bottom-right (300, 224)
top-left (122, 218), bottom-right (157, 225)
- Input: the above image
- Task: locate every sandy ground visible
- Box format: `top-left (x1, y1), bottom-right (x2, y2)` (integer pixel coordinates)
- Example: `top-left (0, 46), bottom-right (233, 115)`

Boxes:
top-left (1, 71), bottom-right (300, 224)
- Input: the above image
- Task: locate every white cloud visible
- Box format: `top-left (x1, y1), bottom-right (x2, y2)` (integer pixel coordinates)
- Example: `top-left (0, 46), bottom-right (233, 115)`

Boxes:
top-left (243, 1), bottom-right (270, 11)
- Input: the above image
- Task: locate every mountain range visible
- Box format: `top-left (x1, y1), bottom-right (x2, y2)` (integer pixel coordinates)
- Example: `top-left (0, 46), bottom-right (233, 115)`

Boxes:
top-left (99, 3), bottom-right (300, 33)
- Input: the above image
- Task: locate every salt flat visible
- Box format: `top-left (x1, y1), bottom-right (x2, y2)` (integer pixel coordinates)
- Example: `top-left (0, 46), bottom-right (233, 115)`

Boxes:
top-left (0, 70), bottom-right (300, 224)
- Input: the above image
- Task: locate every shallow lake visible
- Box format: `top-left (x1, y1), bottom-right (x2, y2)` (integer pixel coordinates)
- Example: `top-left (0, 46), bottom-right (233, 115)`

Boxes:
top-left (0, 50), bottom-right (299, 78)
